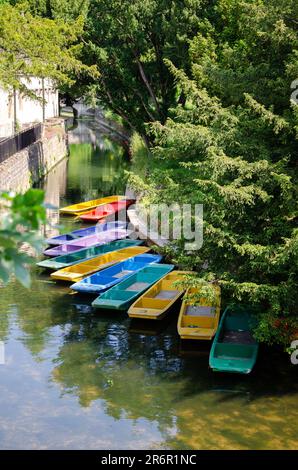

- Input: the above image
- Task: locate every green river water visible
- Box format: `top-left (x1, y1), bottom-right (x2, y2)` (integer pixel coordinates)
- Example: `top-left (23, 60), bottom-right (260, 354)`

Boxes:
top-left (0, 120), bottom-right (297, 450)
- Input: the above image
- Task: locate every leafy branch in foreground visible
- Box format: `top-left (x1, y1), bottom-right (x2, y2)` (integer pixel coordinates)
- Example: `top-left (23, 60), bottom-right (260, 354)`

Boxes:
top-left (0, 189), bottom-right (46, 287)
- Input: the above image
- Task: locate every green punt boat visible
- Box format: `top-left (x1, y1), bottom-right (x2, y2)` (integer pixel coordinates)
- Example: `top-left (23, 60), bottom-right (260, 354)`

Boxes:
top-left (36, 239), bottom-right (143, 270)
top-left (209, 305), bottom-right (259, 374)
top-left (92, 263), bottom-right (174, 311)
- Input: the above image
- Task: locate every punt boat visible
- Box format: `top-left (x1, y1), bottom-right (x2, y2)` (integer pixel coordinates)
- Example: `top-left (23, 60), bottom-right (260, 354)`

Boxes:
top-left (51, 246), bottom-right (150, 282)
top-left (78, 199), bottom-right (134, 223)
top-left (128, 271), bottom-right (192, 320)
top-left (209, 305), bottom-right (259, 374)
top-left (45, 221), bottom-right (127, 246)
top-left (177, 284), bottom-right (221, 340)
top-left (92, 264), bottom-right (174, 311)
top-left (70, 254), bottom-right (162, 294)
top-left (59, 195), bottom-right (125, 215)
top-left (43, 228), bottom-right (130, 257)
top-left (36, 239), bottom-right (143, 270)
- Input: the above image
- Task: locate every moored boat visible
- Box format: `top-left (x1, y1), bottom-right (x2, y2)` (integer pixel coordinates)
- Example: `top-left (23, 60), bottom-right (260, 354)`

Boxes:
top-left (59, 195), bottom-right (125, 215)
top-left (70, 254), bottom-right (162, 294)
top-left (209, 305), bottom-right (259, 374)
top-left (92, 264), bottom-right (174, 311)
top-left (177, 284), bottom-right (221, 340)
top-left (78, 199), bottom-right (134, 223)
top-left (128, 271), bottom-right (192, 320)
top-left (36, 239), bottom-right (143, 270)
top-left (43, 228), bottom-right (130, 257)
top-left (45, 221), bottom-right (127, 246)
top-left (51, 246), bottom-right (150, 282)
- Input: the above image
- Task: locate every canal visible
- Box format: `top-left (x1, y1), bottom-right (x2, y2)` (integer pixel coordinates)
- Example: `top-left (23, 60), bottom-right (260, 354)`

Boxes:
top-left (0, 119), bottom-right (297, 450)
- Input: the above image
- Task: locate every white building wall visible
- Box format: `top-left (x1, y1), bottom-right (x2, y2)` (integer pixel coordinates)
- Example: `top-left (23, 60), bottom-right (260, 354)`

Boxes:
top-left (0, 78), bottom-right (59, 138)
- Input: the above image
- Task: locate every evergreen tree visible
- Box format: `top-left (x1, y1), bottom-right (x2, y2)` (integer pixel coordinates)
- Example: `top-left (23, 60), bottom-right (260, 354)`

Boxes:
top-left (129, 0), bottom-right (298, 347)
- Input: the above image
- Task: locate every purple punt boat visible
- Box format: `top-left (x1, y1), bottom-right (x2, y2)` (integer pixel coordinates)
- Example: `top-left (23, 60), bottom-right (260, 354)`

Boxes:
top-left (43, 228), bottom-right (132, 257)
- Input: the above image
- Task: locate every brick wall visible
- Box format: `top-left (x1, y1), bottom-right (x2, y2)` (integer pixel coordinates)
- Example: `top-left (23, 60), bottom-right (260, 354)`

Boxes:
top-left (0, 118), bottom-right (68, 192)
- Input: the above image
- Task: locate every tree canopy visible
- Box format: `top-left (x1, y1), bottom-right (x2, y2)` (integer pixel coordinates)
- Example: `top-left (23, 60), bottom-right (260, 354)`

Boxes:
top-left (128, 0), bottom-right (298, 347)
top-left (0, 2), bottom-right (97, 95)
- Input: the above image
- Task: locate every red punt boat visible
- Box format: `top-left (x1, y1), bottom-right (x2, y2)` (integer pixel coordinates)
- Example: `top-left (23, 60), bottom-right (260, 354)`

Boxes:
top-left (79, 199), bottom-right (135, 223)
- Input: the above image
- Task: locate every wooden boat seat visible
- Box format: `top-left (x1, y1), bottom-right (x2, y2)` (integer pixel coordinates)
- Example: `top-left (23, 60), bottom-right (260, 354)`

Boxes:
top-left (185, 306), bottom-right (215, 317)
top-left (222, 330), bottom-right (256, 345)
top-left (113, 270), bottom-right (133, 278)
top-left (125, 282), bottom-right (150, 292)
top-left (154, 289), bottom-right (179, 299)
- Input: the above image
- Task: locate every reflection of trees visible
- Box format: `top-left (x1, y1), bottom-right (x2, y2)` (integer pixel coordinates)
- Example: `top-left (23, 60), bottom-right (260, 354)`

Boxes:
top-left (1, 275), bottom-right (74, 358)
top-left (51, 313), bottom-right (185, 431)
top-left (2, 273), bottom-right (298, 449)
top-left (66, 120), bottom-right (129, 202)
top-left (0, 285), bottom-right (14, 341)
top-left (51, 301), bottom-right (298, 448)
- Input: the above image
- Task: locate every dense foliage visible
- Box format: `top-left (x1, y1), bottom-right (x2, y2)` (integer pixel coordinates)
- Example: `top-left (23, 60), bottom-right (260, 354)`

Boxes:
top-left (0, 2), bottom-right (96, 96)
top-left (0, 190), bottom-right (46, 287)
top-left (84, 0), bottom-right (205, 139)
top-left (128, 0), bottom-right (298, 347)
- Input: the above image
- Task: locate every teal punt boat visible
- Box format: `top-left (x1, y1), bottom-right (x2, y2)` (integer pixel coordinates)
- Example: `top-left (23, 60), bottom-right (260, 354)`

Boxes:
top-left (92, 264), bottom-right (174, 311)
top-left (36, 239), bottom-right (143, 270)
top-left (209, 305), bottom-right (259, 374)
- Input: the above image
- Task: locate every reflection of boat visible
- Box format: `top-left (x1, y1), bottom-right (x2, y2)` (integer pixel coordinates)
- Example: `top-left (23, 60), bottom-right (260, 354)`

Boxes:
top-left (45, 221), bottom-right (127, 246)
top-left (177, 285), bottom-right (221, 340)
top-left (179, 339), bottom-right (211, 357)
top-left (43, 228), bottom-right (130, 257)
top-left (78, 199), bottom-right (134, 223)
top-left (209, 305), bottom-right (259, 374)
top-left (70, 254), bottom-right (162, 294)
top-left (128, 271), bottom-right (191, 320)
top-left (51, 246), bottom-right (150, 282)
top-left (60, 195), bottom-right (125, 215)
top-left (37, 239), bottom-right (142, 270)
top-left (129, 317), bottom-right (172, 336)
top-left (92, 264), bottom-right (174, 311)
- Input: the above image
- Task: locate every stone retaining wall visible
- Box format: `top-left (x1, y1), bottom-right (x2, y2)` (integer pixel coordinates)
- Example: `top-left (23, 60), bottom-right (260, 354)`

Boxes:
top-left (0, 118), bottom-right (68, 192)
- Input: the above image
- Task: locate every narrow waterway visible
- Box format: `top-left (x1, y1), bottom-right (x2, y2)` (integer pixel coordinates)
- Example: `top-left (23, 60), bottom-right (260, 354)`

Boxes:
top-left (0, 120), bottom-right (297, 450)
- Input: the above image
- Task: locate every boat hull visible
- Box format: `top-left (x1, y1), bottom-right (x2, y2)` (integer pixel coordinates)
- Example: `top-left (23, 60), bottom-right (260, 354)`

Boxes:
top-left (128, 271), bottom-right (192, 320)
top-left (51, 246), bottom-right (150, 282)
top-left (59, 195), bottom-right (125, 215)
top-left (44, 228), bottom-right (130, 257)
top-left (177, 285), bottom-right (221, 340)
top-left (70, 254), bottom-right (163, 294)
top-left (92, 264), bottom-right (174, 311)
top-left (209, 305), bottom-right (259, 374)
top-left (79, 200), bottom-right (134, 223)
top-left (45, 221), bottom-right (127, 246)
top-left (37, 239), bottom-right (143, 270)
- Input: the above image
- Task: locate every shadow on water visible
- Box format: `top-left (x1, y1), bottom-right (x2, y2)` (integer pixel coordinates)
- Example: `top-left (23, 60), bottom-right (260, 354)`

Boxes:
top-left (0, 119), bottom-right (297, 450)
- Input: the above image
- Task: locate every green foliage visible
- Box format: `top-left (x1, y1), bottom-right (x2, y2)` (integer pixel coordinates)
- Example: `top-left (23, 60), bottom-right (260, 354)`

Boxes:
top-left (84, 0), bottom-right (205, 136)
top-left (129, 0), bottom-right (298, 347)
top-left (0, 2), bottom-right (97, 95)
top-left (0, 189), bottom-right (46, 287)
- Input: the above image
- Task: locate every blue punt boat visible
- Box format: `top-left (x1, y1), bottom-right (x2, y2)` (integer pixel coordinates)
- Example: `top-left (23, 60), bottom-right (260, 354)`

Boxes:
top-left (70, 254), bottom-right (163, 294)
top-left (92, 264), bottom-right (174, 311)
top-left (36, 239), bottom-right (143, 270)
top-left (45, 221), bottom-right (127, 246)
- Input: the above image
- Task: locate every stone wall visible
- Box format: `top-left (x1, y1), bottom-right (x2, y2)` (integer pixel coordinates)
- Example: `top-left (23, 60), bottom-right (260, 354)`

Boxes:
top-left (0, 118), bottom-right (68, 192)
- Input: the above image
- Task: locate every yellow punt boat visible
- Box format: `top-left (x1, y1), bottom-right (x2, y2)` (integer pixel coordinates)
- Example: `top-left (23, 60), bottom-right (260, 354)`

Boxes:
top-left (59, 195), bottom-right (125, 215)
top-left (51, 246), bottom-right (150, 282)
top-left (128, 271), bottom-right (191, 320)
top-left (177, 284), bottom-right (221, 340)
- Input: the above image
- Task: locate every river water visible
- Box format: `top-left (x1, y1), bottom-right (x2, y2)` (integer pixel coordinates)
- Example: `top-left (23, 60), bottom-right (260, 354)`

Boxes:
top-left (0, 120), bottom-right (297, 450)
